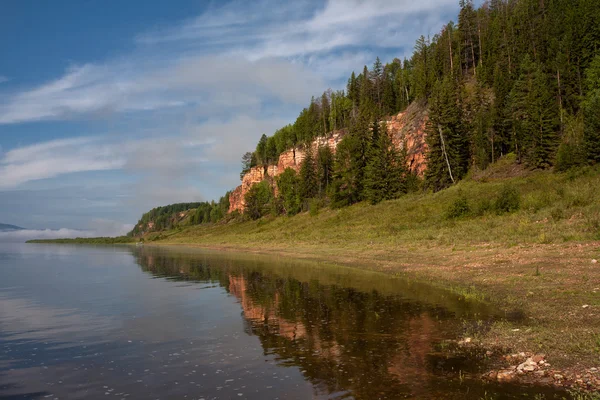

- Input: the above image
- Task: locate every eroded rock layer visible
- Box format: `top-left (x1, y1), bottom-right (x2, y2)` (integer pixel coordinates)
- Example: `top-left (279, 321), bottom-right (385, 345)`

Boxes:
top-left (229, 103), bottom-right (428, 213)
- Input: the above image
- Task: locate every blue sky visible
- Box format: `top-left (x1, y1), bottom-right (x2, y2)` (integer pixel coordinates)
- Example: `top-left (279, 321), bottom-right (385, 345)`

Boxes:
top-left (0, 0), bottom-right (472, 238)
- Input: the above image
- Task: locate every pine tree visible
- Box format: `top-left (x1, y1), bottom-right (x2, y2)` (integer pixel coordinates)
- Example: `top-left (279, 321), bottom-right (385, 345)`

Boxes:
top-left (508, 56), bottom-right (559, 168)
top-left (255, 134), bottom-right (268, 165)
top-left (364, 121), bottom-right (407, 204)
top-left (316, 145), bottom-right (334, 197)
top-left (425, 77), bottom-right (468, 191)
top-left (372, 57), bottom-right (384, 112)
top-left (299, 146), bottom-right (318, 201)
top-left (276, 168), bottom-right (301, 216)
top-left (332, 109), bottom-right (371, 206)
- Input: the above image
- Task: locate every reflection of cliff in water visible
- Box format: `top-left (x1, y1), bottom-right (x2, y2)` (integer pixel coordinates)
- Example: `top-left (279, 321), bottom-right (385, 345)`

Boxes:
top-left (132, 247), bottom-right (563, 399)
top-left (227, 274), bottom-right (452, 399)
top-left (132, 247), bottom-right (473, 399)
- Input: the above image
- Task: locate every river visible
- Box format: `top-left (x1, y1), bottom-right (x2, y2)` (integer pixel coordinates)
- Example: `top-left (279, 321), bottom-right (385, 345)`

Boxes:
top-left (0, 243), bottom-right (569, 399)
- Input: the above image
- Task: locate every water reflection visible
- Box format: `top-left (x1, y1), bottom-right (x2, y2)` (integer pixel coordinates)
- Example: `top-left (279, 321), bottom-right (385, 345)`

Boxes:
top-left (134, 246), bottom-right (566, 399)
top-left (0, 244), bottom-right (569, 399)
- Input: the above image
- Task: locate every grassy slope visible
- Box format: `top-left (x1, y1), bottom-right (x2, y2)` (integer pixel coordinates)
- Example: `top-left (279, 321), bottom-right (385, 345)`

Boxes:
top-left (153, 158), bottom-right (600, 372)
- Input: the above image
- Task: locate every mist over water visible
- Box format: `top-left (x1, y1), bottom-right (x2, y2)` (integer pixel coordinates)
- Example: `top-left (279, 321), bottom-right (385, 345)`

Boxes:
top-left (0, 244), bottom-right (567, 399)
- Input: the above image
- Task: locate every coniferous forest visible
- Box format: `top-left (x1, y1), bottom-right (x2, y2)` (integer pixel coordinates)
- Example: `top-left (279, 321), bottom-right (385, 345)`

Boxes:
top-left (132, 0), bottom-right (600, 230)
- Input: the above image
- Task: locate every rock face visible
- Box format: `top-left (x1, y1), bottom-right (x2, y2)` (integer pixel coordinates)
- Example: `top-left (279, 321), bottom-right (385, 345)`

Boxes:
top-left (228, 166), bottom-right (268, 213)
top-left (228, 102), bottom-right (429, 213)
top-left (386, 101), bottom-right (429, 177)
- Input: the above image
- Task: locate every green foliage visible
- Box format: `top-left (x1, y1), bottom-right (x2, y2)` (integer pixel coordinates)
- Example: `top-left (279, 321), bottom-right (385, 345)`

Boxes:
top-left (508, 56), bottom-right (559, 168)
top-left (308, 198), bottom-right (323, 217)
top-left (316, 145), bottom-right (334, 196)
top-left (583, 55), bottom-right (600, 164)
top-left (129, 202), bottom-right (204, 236)
top-left (364, 121), bottom-right (408, 204)
top-left (299, 147), bottom-right (318, 200)
top-left (276, 168), bottom-right (301, 216)
top-left (555, 114), bottom-right (586, 172)
top-left (425, 77), bottom-right (468, 191)
top-left (446, 192), bottom-right (471, 219)
top-left (244, 181), bottom-right (273, 220)
top-left (494, 185), bottom-right (521, 214)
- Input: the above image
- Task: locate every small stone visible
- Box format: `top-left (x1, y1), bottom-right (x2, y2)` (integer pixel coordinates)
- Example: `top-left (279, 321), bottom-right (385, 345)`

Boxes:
top-left (583, 305), bottom-right (590, 309)
top-left (592, 259), bottom-right (598, 264)
top-left (590, 367), bottom-right (598, 372)
top-left (486, 351), bottom-right (493, 356)
top-left (532, 354), bottom-right (545, 363)
top-left (523, 365), bottom-right (536, 372)
top-left (554, 374), bottom-right (564, 380)
top-left (512, 329), bottom-right (520, 332)
top-left (464, 337), bottom-right (472, 343)
top-left (534, 370), bottom-right (546, 377)
top-left (497, 370), bottom-right (515, 382)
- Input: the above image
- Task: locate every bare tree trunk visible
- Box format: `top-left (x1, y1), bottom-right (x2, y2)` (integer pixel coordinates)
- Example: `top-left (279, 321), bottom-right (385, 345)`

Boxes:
top-left (438, 125), bottom-right (455, 183)
top-left (477, 18), bottom-right (483, 67)
top-left (471, 39), bottom-right (477, 76)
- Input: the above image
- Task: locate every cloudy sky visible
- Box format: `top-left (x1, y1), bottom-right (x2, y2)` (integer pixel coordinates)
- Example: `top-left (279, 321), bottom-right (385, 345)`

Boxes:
top-left (0, 0), bottom-right (473, 237)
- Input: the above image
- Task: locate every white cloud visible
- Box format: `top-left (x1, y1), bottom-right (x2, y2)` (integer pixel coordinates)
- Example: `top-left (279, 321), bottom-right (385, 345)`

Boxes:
top-left (0, 0), bottom-right (459, 125)
top-left (0, 137), bottom-right (126, 188)
top-left (0, 75), bottom-right (8, 84)
top-left (0, 55), bottom-right (323, 125)
top-left (138, 0), bottom-right (457, 60)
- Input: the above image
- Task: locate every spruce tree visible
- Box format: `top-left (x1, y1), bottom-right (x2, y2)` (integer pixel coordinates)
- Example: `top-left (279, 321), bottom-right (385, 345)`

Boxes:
top-left (316, 145), bottom-right (334, 197)
top-left (425, 77), bottom-right (468, 191)
top-left (365, 121), bottom-right (407, 204)
top-left (299, 146), bottom-right (318, 201)
top-left (276, 168), bottom-right (301, 216)
top-left (509, 56), bottom-right (559, 168)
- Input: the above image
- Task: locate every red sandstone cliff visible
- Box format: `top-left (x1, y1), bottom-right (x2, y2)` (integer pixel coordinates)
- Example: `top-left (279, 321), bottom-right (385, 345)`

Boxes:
top-left (386, 101), bottom-right (429, 177)
top-left (229, 103), bottom-right (428, 213)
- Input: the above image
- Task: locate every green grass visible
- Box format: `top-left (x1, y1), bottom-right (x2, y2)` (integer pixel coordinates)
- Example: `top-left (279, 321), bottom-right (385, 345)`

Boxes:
top-left (161, 163), bottom-right (600, 250)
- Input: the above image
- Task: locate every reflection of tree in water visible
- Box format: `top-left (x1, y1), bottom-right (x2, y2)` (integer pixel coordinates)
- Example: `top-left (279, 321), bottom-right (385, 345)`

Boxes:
top-left (133, 248), bottom-right (462, 399)
top-left (133, 248), bottom-right (567, 399)
top-left (229, 274), bottom-right (454, 399)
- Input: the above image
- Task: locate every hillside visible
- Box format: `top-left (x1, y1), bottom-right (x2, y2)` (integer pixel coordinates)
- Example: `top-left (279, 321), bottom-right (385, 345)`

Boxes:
top-left (0, 223), bottom-right (24, 231)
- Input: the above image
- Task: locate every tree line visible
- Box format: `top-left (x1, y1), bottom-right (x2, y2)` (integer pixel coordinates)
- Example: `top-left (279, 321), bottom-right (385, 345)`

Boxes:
top-left (129, 194), bottom-right (230, 236)
top-left (241, 0), bottom-right (600, 219)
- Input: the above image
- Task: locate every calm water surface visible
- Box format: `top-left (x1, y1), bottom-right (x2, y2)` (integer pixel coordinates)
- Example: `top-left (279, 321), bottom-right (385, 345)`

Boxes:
top-left (0, 244), bottom-right (569, 399)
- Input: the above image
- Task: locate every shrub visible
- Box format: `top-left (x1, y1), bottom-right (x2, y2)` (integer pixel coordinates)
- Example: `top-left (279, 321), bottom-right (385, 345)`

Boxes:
top-left (309, 198), bottom-right (322, 217)
top-left (474, 198), bottom-right (492, 216)
top-left (494, 185), bottom-right (521, 214)
top-left (446, 193), bottom-right (471, 219)
top-left (244, 181), bottom-right (273, 220)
